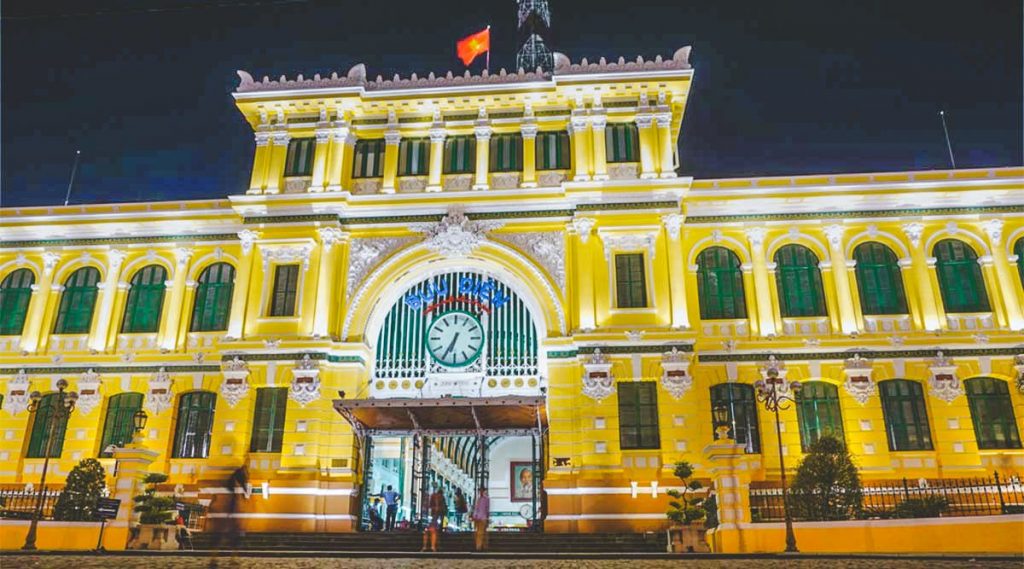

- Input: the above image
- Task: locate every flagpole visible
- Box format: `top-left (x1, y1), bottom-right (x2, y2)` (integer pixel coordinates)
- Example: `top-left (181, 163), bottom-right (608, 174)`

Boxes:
top-left (486, 24), bottom-right (491, 72)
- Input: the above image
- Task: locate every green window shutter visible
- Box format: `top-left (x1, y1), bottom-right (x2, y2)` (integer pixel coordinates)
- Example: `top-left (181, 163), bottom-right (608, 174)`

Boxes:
top-left (190, 263), bottom-right (235, 332)
top-left (54, 267), bottom-right (101, 334)
top-left (99, 392), bottom-right (144, 455)
top-left (965, 377), bottom-right (1022, 450)
top-left (284, 138), bottom-right (315, 177)
top-left (618, 382), bottom-right (661, 450)
top-left (795, 382), bottom-right (845, 451)
top-left (250, 387), bottom-right (288, 453)
top-left (269, 264), bottom-right (300, 317)
top-left (853, 242), bottom-right (908, 315)
top-left (536, 131), bottom-right (570, 170)
top-left (879, 380), bottom-right (933, 451)
top-left (0, 269), bottom-right (35, 336)
top-left (353, 139), bottom-right (385, 178)
top-left (398, 138), bottom-right (429, 176)
top-left (614, 253), bottom-right (648, 308)
top-left (172, 391), bottom-right (217, 458)
top-left (606, 123), bottom-right (639, 163)
top-left (121, 265), bottom-right (168, 333)
top-left (774, 245), bottom-right (827, 317)
top-left (489, 133), bottom-right (523, 173)
top-left (710, 383), bottom-right (761, 454)
top-left (26, 392), bottom-right (71, 458)
top-left (933, 239), bottom-right (991, 313)
top-left (1015, 238), bottom-right (1024, 289)
top-left (696, 247), bottom-right (747, 320)
top-left (443, 136), bottom-right (475, 174)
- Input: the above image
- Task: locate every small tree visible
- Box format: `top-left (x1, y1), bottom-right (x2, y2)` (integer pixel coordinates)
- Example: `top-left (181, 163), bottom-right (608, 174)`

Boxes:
top-left (53, 458), bottom-right (106, 521)
top-left (666, 461), bottom-right (705, 526)
top-left (789, 435), bottom-right (863, 521)
top-left (132, 473), bottom-right (176, 524)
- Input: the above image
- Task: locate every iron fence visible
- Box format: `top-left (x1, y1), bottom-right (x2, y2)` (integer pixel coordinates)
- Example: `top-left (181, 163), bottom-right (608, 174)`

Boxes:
top-left (0, 487), bottom-right (62, 520)
top-left (749, 471), bottom-right (1024, 522)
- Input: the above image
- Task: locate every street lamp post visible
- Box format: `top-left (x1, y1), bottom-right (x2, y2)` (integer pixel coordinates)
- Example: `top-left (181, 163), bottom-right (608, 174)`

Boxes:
top-left (23, 378), bottom-right (79, 551)
top-left (754, 371), bottom-right (801, 553)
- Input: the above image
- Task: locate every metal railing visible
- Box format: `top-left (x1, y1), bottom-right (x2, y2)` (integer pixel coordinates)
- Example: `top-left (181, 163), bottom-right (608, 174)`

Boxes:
top-left (749, 472), bottom-right (1024, 522)
top-left (0, 488), bottom-right (62, 520)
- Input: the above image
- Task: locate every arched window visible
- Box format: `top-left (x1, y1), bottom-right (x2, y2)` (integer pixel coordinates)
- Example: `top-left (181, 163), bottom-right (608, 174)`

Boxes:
top-left (879, 380), bottom-right (933, 451)
top-left (121, 265), bottom-right (168, 333)
top-left (53, 267), bottom-right (101, 334)
top-left (710, 383), bottom-right (760, 454)
top-left (696, 247), bottom-right (747, 320)
top-left (172, 391), bottom-right (217, 459)
top-left (1014, 237), bottom-right (1024, 289)
top-left (774, 244), bottom-right (827, 317)
top-left (965, 377), bottom-right (1022, 450)
top-left (26, 393), bottom-right (70, 458)
top-left (190, 263), bottom-right (234, 332)
top-left (853, 242), bottom-right (908, 315)
top-left (795, 382), bottom-right (845, 451)
top-left (0, 269), bottom-right (35, 336)
top-left (99, 392), bottom-right (144, 455)
top-left (933, 239), bottom-right (991, 313)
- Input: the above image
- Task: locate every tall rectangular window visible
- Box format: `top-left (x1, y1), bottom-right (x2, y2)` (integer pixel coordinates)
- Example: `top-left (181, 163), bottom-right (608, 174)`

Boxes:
top-left (443, 135), bottom-right (476, 174)
top-left (398, 138), bottom-right (430, 176)
top-left (99, 392), bottom-right (143, 456)
top-left (489, 133), bottom-right (523, 172)
top-left (26, 393), bottom-right (70, 458)
top-left (353, 139), bottom-right (385, 178)
top-left (795, 382), bottom-right (845, 451)
top-left (615, 253), bottom-right (648, 308)
top-left (618, 382), bottom-right (660, 450)
top-left (251, 387), bottom-right (288, 453)
top-left (269, 264), bottom-right (300, 317)
top-left (284, 138), bottom-right (315, 177)
top-left (606, 123), bottom-right (640, 163)
top-left (879, 380), bottom-right (933, 451)
top-left (536, 131), bottom-right (571, 170)
top-left (172, 391), bottom-right (216, 459)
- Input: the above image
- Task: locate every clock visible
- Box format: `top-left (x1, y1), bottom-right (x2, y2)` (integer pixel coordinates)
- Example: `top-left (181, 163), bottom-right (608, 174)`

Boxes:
top-left (425, 310), bottom-right (484, 368)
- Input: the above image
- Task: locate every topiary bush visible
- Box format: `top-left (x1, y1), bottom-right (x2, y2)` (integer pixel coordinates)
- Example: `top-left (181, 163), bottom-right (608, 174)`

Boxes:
top-left (789, 435), bottom-right (863, 521)
top-left (895, 495), bottom-right (949, 519)
top-left (666, 461), bottom-right (706, 526)
top-left (132, 473), bottom-right (176, 525)
top-left (53, 458), bottom-right (107, 521)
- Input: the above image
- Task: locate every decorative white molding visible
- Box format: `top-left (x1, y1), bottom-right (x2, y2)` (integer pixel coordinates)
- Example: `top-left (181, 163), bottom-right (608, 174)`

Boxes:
top-left (318, 227), bottom-right (348, 252)
top-left (662, 213), bottom-right (684, 241)
top-left (346, 237), bottom-right (417, 294)
top-left (582, 349), bottom-right (615, 402)
top-left (173, 247), bottom-right (194, 267)
top-left (5, 370), bottom-right (31, 415)
top-left (601, 231), bottom-right (657, 261)
top-left (758, 355), bottom-right (793, 397)
top-left (572, 217), bottom-right (596, 243)
top-left (660, 347), bottom-right (692, 400)
top-left (416, 206), bottom-right (503, 258)
top-left (901, 222), bottom-right (925, 248)
top-left (822, 225), bottom-right (845, 248)
top-left (220, 357), bottom-right (251, 407)
top-left (928, 351), bottom-right (963, 403)
top-left (842, 354), bottom-right (876, 405)
top-left (980, 219), bottom-right (1004, 244)
top-left (744, 227), bottom-right (768, 247)
top-left (492, 232), bottom-right (565, 290)
top-left (238, 230), bottom-right (261, 254)
top-left (107, 249), bottom-right (128, 271)
top-left (289, 355), bottom-right (321, 407)
top-left (75, 369), bottom-right (103, 415)
top-left (144, 367), bottom-right (175, 415)
top-left (42, 252), bottom-right (61, 276)
top-left (635, 114), bottom-right (654, 129)
top-left (261, 243), bottom-right (316, 273)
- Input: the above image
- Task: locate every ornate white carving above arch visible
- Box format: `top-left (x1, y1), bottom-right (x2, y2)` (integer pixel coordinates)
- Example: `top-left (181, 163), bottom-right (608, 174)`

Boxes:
top-left (843, 227), bottom-right (912, 260)
top-left (765, 229), bottom-right (829, 261)
top-left (0, 254), bottom-right (42, 281)
top-left (187, 250), bottom-right (241, 281)
top-left (686, 233), bottom-right (752, 267)
top-left (922, 224), bottom-right (991, 257)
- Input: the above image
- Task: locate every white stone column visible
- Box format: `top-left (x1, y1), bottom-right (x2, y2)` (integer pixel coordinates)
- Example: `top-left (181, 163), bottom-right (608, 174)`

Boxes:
top-left (89, 249), bottom-right (127, 352)
top-left (226, 230), bottom-right (260, 340)
top-left (312, 228), bottom-right (348, 339)
top-left (662, 213), bottom-right (690, 329)
top-left (426, 122), bottom-right (446, 192)
top-left (473, 111), bottom-right (492, 190)
top-left (20, 252), bottom-right (61, 354)
top-left (823, 225), bottom-right (859, 335)
top-left (159, 248), bottom-right (193, 352)
top-left (655, 110), bottom-right (675, 178)
top-left (981, 219), bottom-right (1024, 330)
top-left (745, 227), bottom-right (777, 337)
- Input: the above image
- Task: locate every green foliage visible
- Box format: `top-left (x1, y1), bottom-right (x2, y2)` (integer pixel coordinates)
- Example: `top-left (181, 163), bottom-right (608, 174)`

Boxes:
top-left (132, 472), bottom-right (174, 524)
top-left (895, 496), bottom-right (949, 519)
top-left (52, 458), bottom-right (106, 521)
top-left (702, 494), bottom-right (719, 529)
top-left (666, 461), bottom-right (705, 526)
top-left (789, 435), bottom-right (863, 521)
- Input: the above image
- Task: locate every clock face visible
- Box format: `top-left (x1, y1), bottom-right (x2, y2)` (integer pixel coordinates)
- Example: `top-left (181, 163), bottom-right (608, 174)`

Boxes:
top-left (425, 310), bottom-right (484, 368)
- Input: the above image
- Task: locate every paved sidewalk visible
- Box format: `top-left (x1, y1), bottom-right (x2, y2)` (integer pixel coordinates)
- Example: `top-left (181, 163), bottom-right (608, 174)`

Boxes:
top-left (4, 556), bottom-right (1022, 569)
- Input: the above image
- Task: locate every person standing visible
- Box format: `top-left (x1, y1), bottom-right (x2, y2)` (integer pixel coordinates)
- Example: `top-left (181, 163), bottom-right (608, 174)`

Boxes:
top-left (421, 485), bottom-right (445, 552)
top-left (471, 488), bottom-right (490, 552)
top-left (382, 485), bottom-right (400, 531)
top-left (453, 488), bottom-right (468, 529)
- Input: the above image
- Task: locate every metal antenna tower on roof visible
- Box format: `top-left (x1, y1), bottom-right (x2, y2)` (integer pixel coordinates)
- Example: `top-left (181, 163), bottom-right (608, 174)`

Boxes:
top-left (516, 0), bottom-right (554, 73)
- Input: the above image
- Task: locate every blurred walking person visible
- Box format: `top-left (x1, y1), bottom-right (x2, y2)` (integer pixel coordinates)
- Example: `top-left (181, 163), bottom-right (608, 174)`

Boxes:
top-left (420, 484), bottom-right (445, 552)
top-left (472, 488), bottom-right (490, 552)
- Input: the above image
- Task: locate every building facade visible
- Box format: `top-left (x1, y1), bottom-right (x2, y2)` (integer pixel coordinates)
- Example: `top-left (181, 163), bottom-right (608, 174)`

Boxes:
top-left (1, 46), bottom-right (1023, 535)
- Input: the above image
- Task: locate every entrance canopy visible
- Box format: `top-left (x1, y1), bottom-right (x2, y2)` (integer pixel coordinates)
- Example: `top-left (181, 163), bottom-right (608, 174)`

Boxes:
top-left (333, 396), bottom-right (546, 438)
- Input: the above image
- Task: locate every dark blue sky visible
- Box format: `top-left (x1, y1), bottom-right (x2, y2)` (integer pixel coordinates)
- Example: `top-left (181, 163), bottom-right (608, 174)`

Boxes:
top-left (2, 0), bottom-right (1021, 208)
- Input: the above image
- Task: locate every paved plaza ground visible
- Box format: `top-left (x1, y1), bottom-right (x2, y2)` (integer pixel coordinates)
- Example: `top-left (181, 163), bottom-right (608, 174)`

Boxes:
top-left (2, 556), bottom-right (1022, 569)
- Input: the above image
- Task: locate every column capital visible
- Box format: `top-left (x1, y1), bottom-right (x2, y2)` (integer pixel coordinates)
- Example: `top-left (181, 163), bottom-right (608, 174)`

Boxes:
top-left (822, 224), bottom-right (846, 248)
top-left (108, 249), bottom-right (128, 271)
top-left (429, 127), bottom-right (447, 143)
top-left (173, 247), bottom-right (194, 267)
top-left (42, 252), bottom-right (61, 277)
top-left (654, 112), bottom-right (672, 128)
top-left (384, 129), bottom-right (402, 146)
top-left (314, 129), bottom-right (332, 144)
top-left (635, 113), bottom-right (655, 129)
top-left (474, 125), bottom-right (492, 141)
top-left (901, 222), bottom-right (925, 248)
top-left (569, 114), bottom-right (589, 134)
top-left (271, 131), bottom-right (291, 146)
top-left (237, 230), bottom-right (262, 254)
top-left (744, 227), bottom-right (768, 247)
top-left (980, 218), bottom-right (1004, 244)
top-left (661, 213), bottom-right (684, 241)
top-left (520, 121), bottom-right (538, 139)
top-left (572, 217), bottom-right (597, 243)
top-left (254, 132), bottom-right (273, 147)
top-left (318, 227), bottom-right (350, 251)
top-left (590, 113), bottom-right (608, 130)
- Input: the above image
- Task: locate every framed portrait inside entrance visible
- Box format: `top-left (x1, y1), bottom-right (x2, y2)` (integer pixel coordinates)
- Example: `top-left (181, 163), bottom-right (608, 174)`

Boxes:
top-left (510, 461), bottom-right (535, 502)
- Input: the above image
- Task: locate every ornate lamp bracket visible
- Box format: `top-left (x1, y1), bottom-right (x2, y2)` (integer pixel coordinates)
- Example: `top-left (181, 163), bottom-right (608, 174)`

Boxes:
top-left (660, 347), bottom-right (692, 400)
top-left (220, 356), bottom-right (251, 407)
top-left (842, 353), bottom-right (876, 405)
top-left (289, 354), bottom-right (322, 407)
top-left (928, 351), bottom-right (963, 403)
top-left (581, 348), bottom-right (615, 402)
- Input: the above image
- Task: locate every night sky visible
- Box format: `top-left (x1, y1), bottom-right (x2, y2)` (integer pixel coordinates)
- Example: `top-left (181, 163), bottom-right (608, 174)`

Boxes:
top-left (2, 0), bottom-right (1021, 208)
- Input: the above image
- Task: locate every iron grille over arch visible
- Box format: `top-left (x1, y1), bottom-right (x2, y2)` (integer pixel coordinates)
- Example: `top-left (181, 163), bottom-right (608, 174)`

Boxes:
top-left (372, 271), bottom-right (540, 398)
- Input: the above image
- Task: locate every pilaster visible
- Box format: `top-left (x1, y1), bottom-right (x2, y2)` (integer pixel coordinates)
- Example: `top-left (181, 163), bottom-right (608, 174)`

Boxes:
top-left (901, 223), bottom-right (942, 331)
top-left (227, 230), bottom-right (260, 340)
top-left (572, 217), bottom-right (597, 331)
top-left (20, 253), bottom-right (60, 353)
top-left (981, 219), bottom-right (1024, 330)
top-left (325, 122), bottom-right (352, 192)
top-left (159, 248), bottom-right (193, 351)
top-left (521, 120), bottom-right (538, 188)
top-left (635, 111), bottom-right (657, 180)
top-left (309, 127), bottom-right (331, 192)
top-left (381, 116), bottom-right (400, 194)
top-left (823, 225), bottom-right (859, 334)
top-left (745, 228), bottom-right (777, 337)
top-left (248, 130), bottom-right (272, 194)
top-left (264, 130), bottom-right (290, 195)
top-left (313, 228), bottom-right (348, 338)
top-left (590, 112), bottom-right (609, 181)
top-left (655, 110), bottom-right (675, 178)
top-left (426, 123), bottom-right (446, 192)
top-left (473, 111), bottom-right (492, 190)
top-left (89, 249), bottom-right (126, 352)
top-left (662, 214), bottom-right (689, 329)
top-left (569, 112), bottom-right (591, 181)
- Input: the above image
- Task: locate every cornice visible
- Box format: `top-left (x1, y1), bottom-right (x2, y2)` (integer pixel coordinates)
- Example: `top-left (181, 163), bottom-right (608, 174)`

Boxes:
top-left (685, 204), bottom-right (1024, 224)
top-left (0, 233), bottom-right (240, 249)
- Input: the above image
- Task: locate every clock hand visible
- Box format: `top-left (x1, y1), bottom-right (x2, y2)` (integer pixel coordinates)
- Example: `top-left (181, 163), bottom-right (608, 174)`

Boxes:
top-left (444, 333), bottom-right (460, 358)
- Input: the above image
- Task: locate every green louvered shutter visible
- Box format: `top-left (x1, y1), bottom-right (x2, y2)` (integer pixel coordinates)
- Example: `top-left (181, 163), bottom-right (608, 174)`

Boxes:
top-left (853, 242), bottom-right (908, 315)
top-left (122, 265), bottom-right (168, 333)
top-left (775, 245), bottom-right (827, 317)
top-left (54, 267), bottom-right (101, 334)
top-left (933, 239), bottom-right (991, 313)
top-left (696, 247), bottom-right (747, 320)
top-left (0, 269), bottom-right (35, 336)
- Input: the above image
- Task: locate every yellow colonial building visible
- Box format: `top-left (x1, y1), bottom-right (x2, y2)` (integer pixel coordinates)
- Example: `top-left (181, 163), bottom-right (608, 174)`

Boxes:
top-left (1, 44), bottom-right (1023, 544)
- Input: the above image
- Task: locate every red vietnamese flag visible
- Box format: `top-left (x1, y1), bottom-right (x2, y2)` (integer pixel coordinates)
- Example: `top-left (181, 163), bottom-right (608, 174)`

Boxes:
top-left (457, 27), bottom-right (490, 66)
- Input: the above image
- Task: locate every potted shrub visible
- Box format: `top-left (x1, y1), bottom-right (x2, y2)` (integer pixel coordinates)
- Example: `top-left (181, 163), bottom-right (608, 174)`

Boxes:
top-left (129, 473), bottom-right (177, 550)
top-left (789, 435), bottom-right (863, 521)
top-left (53, 458), bottom-right (106, 521)
top-left (665, 461), bottom-right (709, 553)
